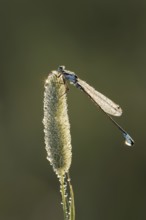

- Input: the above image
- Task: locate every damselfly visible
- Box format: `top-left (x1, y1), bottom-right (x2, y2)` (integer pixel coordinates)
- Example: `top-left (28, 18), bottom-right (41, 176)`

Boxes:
top-left (57, 66), bottom-right (134, 146)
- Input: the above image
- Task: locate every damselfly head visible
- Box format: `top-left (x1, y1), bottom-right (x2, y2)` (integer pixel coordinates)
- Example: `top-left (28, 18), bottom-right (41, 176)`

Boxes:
top-left (58, 66), bottom-right (65, 72)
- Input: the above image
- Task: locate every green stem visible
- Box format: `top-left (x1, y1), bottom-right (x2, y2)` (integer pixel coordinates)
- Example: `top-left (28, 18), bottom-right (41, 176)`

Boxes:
top-left (60, 173), bottom-right (75, 220)
top-left (60, 174), bottom-right (68, 220)
top-left (67, 173), bottom-right (75, 220)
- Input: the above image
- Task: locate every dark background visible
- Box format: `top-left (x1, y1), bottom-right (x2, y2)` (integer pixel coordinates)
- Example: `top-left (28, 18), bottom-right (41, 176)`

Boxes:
top-left (0, 1), bottom-right (146, 220)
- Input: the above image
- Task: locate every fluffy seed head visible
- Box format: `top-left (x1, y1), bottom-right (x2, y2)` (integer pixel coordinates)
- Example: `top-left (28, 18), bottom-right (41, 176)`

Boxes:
top-left (43, 71), bottom-right (72, 176)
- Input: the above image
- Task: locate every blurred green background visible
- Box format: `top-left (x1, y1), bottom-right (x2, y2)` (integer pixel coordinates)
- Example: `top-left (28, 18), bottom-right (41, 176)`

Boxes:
top-left (0, 0), bottom-right (146, 220)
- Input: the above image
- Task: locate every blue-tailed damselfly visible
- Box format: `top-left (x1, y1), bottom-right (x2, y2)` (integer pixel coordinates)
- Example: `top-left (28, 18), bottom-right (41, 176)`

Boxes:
top-left (57, 66), bottom-right (134, 146)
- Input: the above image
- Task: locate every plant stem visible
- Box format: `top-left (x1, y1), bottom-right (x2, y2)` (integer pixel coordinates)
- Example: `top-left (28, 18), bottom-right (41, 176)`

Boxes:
top-left (60, 174), bottom-right (68, 220)
top-left (67, 173), bottom-right (75, 220)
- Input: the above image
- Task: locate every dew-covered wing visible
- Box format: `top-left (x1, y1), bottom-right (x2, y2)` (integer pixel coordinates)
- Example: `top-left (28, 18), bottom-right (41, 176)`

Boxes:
top-left (77, 78), bottom-right (122, 116)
